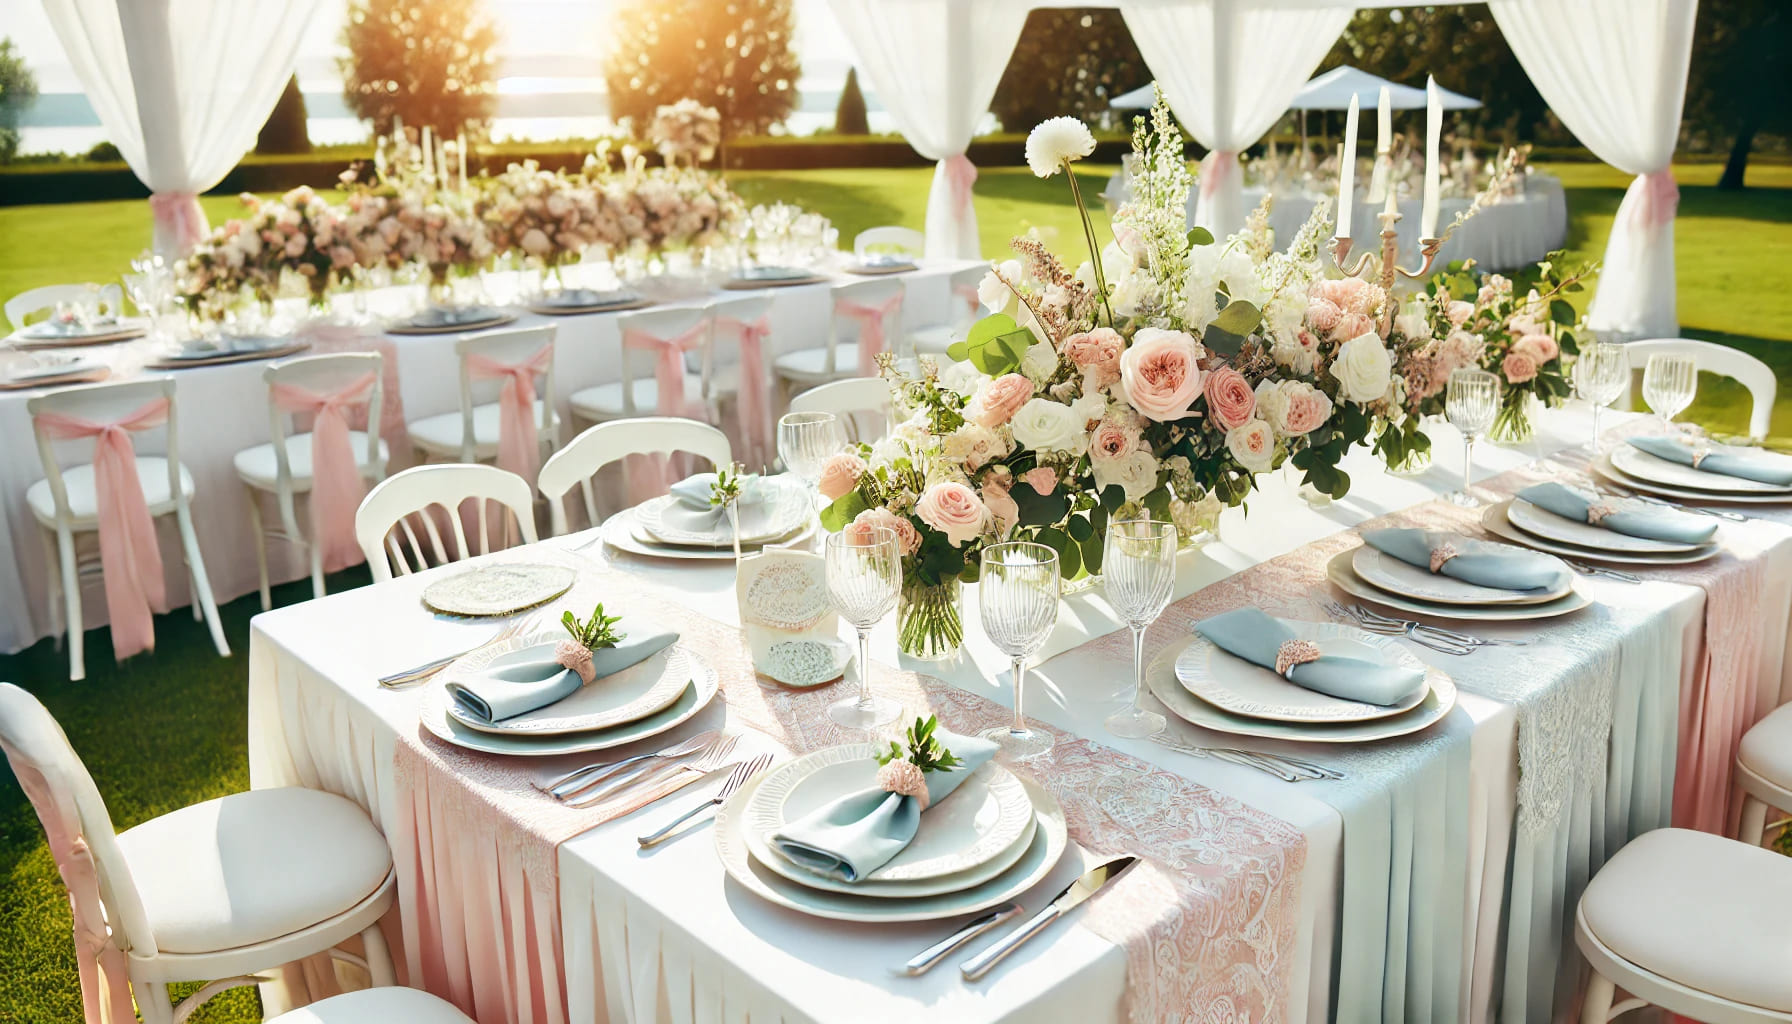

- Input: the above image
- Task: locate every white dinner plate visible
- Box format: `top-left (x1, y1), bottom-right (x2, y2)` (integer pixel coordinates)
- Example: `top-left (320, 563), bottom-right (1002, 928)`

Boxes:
top-left (602, 507), bottom-right (816, 561)
top-left (633, 479), bottom-right (812, 547)
top-left (1594, 456), bottom-right (1792, 507)
top-left (1327, 550), bottom-right (1590, 622)
top-left (1482, 501), bottom-right (1719, 566)
top-left (1611, 443), bottom-right (1792, 495)
top-left (438, 633), bottom-right (695, 735)
top-left (417, 650), bottom-right (719, 756)
top-left (1505, 496), bottom-right (1708, 554)
top-left (7, 354), bottom-right (100, 380)
top-left (1148, 641), bottom-right (1456, 744)
top-left (1349, 544), bottom-right (1572, 606)
top-left (715, 773), bottom-right (1067, 923)
top-left (1175, 621), bottom-right (1429, 723)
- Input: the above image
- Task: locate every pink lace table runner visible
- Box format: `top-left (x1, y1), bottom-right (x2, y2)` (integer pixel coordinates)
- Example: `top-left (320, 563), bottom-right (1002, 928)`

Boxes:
top-left (390, 548), bottom-right (1308, 1024)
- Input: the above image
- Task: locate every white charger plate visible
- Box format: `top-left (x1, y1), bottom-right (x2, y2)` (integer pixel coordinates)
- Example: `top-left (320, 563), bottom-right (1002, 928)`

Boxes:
top-left (422, 563), bottom-right (577, 617)
top-left (1350, 544), bottom-right (1572, 606)
top-left (1148, 641), bottom-right (1456, 744)
top-left (7, 354), bottom-right (101, 380)
top-left (715, 772), bottom-right (1067, 923)
top-left (601, 507), bottom-right (816, 561)
top-left (1327, 549), bottom-right (1590, 622)
top-left (1175, 621), bottom-right (1429, 723)
top-left (1482, 501), bottom-right (1718, 566)
top-left (634, 480), bottom-right (811, 547)
top-left (1612, 443), bottom-right (1792, 495)
top-left (1506, 496), bottom-right (1708, 554)
top-left (1594, 456), bottom-right (1792, 507)
top-left (439, 633), bottom-right (695, 736)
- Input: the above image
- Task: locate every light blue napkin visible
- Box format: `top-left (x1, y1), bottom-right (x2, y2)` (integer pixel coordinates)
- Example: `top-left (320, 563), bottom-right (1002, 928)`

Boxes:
top-left (769, 732), bottom-right (998, 882)
top-left (1517, 482), bottom-right (1716, 545)
top-left (1195, 607), bottom-right (1427, 706)
top-left (1628, 436), bottom-right (1792, 487)
top-left (1363, 527), bottom-right (1572, 593)
top-left (661, 472), bottom-right (777, 535)
top-left (445, 628), bottom-right (678, 723)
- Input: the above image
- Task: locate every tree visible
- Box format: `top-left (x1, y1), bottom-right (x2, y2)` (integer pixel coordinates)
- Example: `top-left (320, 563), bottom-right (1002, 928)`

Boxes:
top-left (257, 76), bottom-right (312, 154)
top-left (992, 9), bottom-right (1148, 132)
top-left (339, 0), bottom-right (500, 138)
top-left (0, 37), bottom-right (38, 165)
top-left (1685, 0), bottom-right (1789, 189)
top-left (834, 67), bottom-right (868, 135)
top-left (605, 0), bottom-right (801, 138)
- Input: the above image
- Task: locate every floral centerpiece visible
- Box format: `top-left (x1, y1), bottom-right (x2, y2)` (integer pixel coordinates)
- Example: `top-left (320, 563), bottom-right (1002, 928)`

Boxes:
top-left (175, 186), bottom-right (354, 316)
top-left (646, 99), bottom-right (723, 168)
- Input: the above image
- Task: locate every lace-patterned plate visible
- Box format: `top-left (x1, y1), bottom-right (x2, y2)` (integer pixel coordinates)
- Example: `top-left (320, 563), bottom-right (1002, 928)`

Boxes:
top-left (1150, 640), bottom-right (1456, 744)
top-left (634, 479), bottom-right (811, 547)
top-left (1482, 501), bottom-right (1718, 566)
top-left (1175, 622), bottom-right (1429, 723)
top-left (436, 633), bottom-right (694, 735)
top-left (601, 508), bottom-right (817, 561)
top-left (421, 563), bottom-right (577, 617)
top-left (738, 552), bottom-right (830, 632)
top-left (758, 640), bottom-right (851, 688)
top-left (1611, 443), bottom-right (1792, 495)
top-left (715, 770), bottom-right (1067, 923)
top-left (1594, 455), bottom-right (1792, 506)
top-left (1327, 550), bottom-right (1591, 622)
top-left (1506, 496), bottom-right (1708, 554)
top-left (1350, 545), bottom-right (1573, 606)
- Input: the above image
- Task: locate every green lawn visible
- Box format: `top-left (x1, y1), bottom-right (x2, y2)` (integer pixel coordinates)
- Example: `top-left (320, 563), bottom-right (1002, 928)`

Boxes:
top-left (0, 160), bottom-right (1789, 1023)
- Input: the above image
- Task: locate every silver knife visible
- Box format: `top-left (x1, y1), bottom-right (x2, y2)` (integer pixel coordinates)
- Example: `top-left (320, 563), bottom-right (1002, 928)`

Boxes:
top-left (960, 856), bottom-right (1138, 981)
top-left (901, 903), bottom-right (1025, 976)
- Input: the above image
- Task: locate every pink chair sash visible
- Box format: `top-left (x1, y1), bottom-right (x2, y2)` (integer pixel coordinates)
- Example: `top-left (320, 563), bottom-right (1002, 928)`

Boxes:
top-left (302, 322), bottom-right (412, 469)
top-left (621, 322), bottom-right (709, 499)
top-left (1198, 149), bottom-right (1242, 202)
top-left (270, 372), bottom-right (379, 573)
top-left (466, 347), bottom-right (552, 484)
top-left (1621, 168), bottom-right (1680, 232)
top-left (716, 314), bottom-right (773, 466)
top-left (836, 293), bottom-right (904, 377)
top-left (148, 191), bottom-right (208, 257)
top-left (35, 399), bottom-right (171, 661)
top-left (942, 153), bottom-right (978, 219)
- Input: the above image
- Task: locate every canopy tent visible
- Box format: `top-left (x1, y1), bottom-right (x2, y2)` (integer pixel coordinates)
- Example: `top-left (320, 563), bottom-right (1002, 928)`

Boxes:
top-left (1110, 66), bottom-right (1483, 111)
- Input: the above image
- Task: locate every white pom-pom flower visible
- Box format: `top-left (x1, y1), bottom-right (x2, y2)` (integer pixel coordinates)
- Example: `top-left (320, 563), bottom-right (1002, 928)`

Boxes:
top-left (1025, 117), bottom-right (1097, 178)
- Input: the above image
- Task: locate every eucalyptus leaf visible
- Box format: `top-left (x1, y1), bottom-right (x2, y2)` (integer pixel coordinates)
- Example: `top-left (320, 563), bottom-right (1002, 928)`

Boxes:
top-left (1187, 226), bottom-right (1215, 247)
top-left (946, 340), bottom-right (970, 362)
top-left (1550, 299), bottom-right (1577, 326)
top-left (1079, 532), bottom-right (1103, 575)
top-left (1066, 514), bottom-right (1094, 543)
top-left (963, 314), bottom-right (1031, 376)
top-left (817, 490), bottom-right (869, 532)
top-left (1211, 299), bottom-right (1262, 336)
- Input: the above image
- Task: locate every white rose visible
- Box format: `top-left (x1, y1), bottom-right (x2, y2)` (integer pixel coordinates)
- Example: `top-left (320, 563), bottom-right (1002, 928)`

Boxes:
top-left (978, 259), bottom-right (1021, 313)
top-left (1225, 418), bottom-right (1278, 473)
top-left (939, 359), bottom-right (983, 398)
top-left (1182, 269), bottom-right (1220, 332)
top-left (1108, 268), bottom-right (1153, 318)
top-left (1331, 331), bottom-right (1394, 403)
top-left (1009, 397), bottom-right (1088, 456)
top-left (1069, 389), bottom-right (1108, 426)
top-left (1019, 341), bottom-right (1060, 383)
top-left (1092, 448), bottom-right (1159, 501)
top-left (1394, 311), bottom-right (1432, 340)
top-left (942, 423), bottom-right (1008, 471)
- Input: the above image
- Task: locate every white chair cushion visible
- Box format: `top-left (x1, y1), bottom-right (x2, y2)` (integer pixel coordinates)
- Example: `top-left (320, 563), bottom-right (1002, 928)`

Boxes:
top-left (408, 401), bottom-right (549, 458)
top-left (1740, 701), bottom-right (1792, 798)
top-left (234, 432), bottom-right (388, 491)
top-left (26, 458), bottom-right (195, 526)
top-left (773, 344), bottom-right (861, 382)
top-left (266, 988), bottom-right (473, 1024)
top-left (908, 324), bottom-right (960, 356)
top-left (114, 786), bottom-right (393, 955)
top-left (1580, 827), bottom-right (1792, 1013)
top-left (569, 375), bottom-right (703, 419)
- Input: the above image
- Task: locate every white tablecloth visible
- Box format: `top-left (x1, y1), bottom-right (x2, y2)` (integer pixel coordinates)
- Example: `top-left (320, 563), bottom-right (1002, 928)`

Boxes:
top-left (0, 261), bottom-right (974, 654)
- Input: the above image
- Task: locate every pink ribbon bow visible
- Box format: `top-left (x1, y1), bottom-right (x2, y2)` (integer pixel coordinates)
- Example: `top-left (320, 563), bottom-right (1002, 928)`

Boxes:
top-left (270, 371), bottom-right (379, 573)
top-left (1198, 150), bottom-right (1242, 202)
top-left (621, 322), bottom-right (708, 499)
top-left (467, 347), bottom-right (552, 484)
top-left (35, 399), bottom-right (171, 661)
top-left (836, 293), bottom-right (904, 377)
top-left (1622, 169), bottom-right (1680, 233)
top-left (716, 314), bottom-right (773, 465)
top-left (148, 191), bottom-right (208, 256)
top-left (942, 153), bottom-right (978, 220)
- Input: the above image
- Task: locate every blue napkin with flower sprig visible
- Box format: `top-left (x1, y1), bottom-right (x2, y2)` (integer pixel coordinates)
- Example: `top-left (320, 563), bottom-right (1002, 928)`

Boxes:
top-left (1517, 483), bottom-right (1716, 545)
top-left (446, 629), bottom-right (677, 723)
top-left (658, 471), bottom-right (783, 535)
top-left (1628, 436), bottom-right (1792, 487)
top-left (1196, 608), bottom-right (1426, 706)
top-left (1364, 527), bottom-right (1572, 592)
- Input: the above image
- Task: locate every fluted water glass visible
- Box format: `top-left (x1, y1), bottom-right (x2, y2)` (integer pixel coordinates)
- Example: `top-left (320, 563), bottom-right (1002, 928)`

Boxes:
top-left (1446, 368), bottom-right (1500, 507)
top-left (1103, 520), bottom-right (1177, 738)
top-left (978, 542), bottom-right (1060, 760)
top-left (1572, 340), bottom-right (1629, 453)
top-left (779, 411), bottom-right (844, 518)
top-left (1642, 353), bottom-right (1696, 437)
top-left (823, 526), bottom-right (903, 729)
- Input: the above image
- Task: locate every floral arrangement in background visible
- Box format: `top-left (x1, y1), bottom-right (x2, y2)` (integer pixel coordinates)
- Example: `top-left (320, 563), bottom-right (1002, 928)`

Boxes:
top-left (647, 99), bottom-right (723, 168)
top-left (175, 186), bottom-right (356, 316)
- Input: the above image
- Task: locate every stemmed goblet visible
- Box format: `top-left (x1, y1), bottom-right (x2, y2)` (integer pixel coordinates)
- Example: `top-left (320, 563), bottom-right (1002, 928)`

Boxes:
top-left (1446, 368), bottom-right (1500, 507)
top-left (1572, 340), bottom-right (1628, 453)
top-left (978, 542), bottom-right (1060, 760)
top-left (778, 411), bottom-right (844, 517)
top-left (822, 526), bottom-right (903, 730)
top-left (1642, 353), bottom-right (1696, 437)
top-left (1102, 519), bottom-right (1177, 739)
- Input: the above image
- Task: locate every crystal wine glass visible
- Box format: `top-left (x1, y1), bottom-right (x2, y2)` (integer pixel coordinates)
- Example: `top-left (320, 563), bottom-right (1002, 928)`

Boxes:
top-left (823, 526), bottom-right (903, 730)
top-left (1572, 339), bottom-right (1629, 453)
top-left (1642, 353), bottom-right (1697, 437)
top-left (778, 411), bottom-right (844, 508)
top-left (1102, 519), bottom-right (1177, 739)
top-left (978, 542), bottom-right (1060, 760)
top-left (1445, 368), bottom-right (1500, 507)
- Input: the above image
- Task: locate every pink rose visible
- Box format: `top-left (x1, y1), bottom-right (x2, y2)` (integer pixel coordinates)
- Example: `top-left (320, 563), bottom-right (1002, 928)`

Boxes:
top-left (817, 452), bottom-right (866, 501)
top-left (1022, 466), bottom-right (1058, 495)
top-left (969, 373), bottom-right (1034, 428)
top-left (1514, 332), bottom-right (1559, 363)
top-left (1282, 386), bottom-right (1334, 436)
top-left (1333, 311), bottom-right (1377, 342)
top-left (851, 507), bottom-right (920, 555)
top-left (1447, 300), bottom-right (1475, 326)
top-left (1063, 328), bottom-right (1124, 389)
top-left (914, 481), bottom-right (987, 548)
top-left (1118, 327), bottom-right (1204, 421)
top-left (1306, 297), bottom-right (1342, 334)
top-left (1502, 351), bottom-right (1538, 384)
top-left (1089, 415), bottom-right (1141, 463)
top-left (1202, 367), bottom-right (1257, 431)
top-left (981, 484), bottom-right (1019, 537)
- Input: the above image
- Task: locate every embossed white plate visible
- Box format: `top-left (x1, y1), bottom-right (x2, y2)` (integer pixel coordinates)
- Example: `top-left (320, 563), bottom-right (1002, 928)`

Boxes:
top-left (746, 803), bottom-right (1036, 899)
top-left (1594, 455), bottom-right (1792, 507)
top-left (737, 550), bottom-right (830, 632)
top-left (757, 639), bottom-right (851, 688)
top-left (1327, 550), bottom-right (1590, 622)
top-left (436, 632), bottom-right (694, 735)
top-left (1611, 443), bottom-right (1792, 495)
top-left (1176, 621), bottom-right (1429, 724)
top-left (634, 478), bottom-right (811, 547)
top-left (1481, 501), bottom-right (1718, 566)
top-left (1350, 544), bottom-right (1572, 605)
top-left (602, 507), bottom-right (816, 561)
top-left (715, 772), bottom-right (1066, 923)
top-left (1506, 496), bottom-right (1707, 554)
top-left (421, 563), bottom-right (577, 617)
top-left (746, 743), bottom-right (1035, 883)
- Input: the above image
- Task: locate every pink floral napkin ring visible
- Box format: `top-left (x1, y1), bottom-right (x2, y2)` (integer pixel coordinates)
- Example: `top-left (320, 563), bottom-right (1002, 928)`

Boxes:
top-left (1585, 502), bottom-right (1618, 526)
top-left (1428, 543), bottom-right (1459, 574)
top-left (1275, 639), bottom-right (1322, 678)
top-left (555, 640), bottom-right (597, 686)
top-left (876, 760), bottom-right (930, 810)
top-left (1690, 445), bottom-right (1712, 469)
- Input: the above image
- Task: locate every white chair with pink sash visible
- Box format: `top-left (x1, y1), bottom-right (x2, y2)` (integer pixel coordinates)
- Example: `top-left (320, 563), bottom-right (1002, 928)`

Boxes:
top-left (355, 464), bottom-right (539, 583)
top-left (27, 378), bottom-right (227, 682)
top-left (0, 682), bottom-right (400, 1024)
top-left (787, 376), bottom-right (893, 445)
top-left (570, 307), bottom-right (715, 501)
top-left (704, 293), bottom-right (775, 468)
top-left (852, 225), bottom-right (925, 262)
top-left (235, 353), bottom-right (389, 609)
top-left (539, 417), bottom-right (733, 537)
top-left (408, 326), bottom-right (559, 485)
top-left (907, 264), bottom-right (988, 357)
top-left (773, 277), bottom-right (906, 397)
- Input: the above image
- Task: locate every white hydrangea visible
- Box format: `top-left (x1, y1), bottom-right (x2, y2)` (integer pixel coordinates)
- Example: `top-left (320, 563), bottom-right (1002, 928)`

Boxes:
top-left (1092, 449), bottom-right (1160, 501)
top-left (1019, 341), bottom-right (1061, 383)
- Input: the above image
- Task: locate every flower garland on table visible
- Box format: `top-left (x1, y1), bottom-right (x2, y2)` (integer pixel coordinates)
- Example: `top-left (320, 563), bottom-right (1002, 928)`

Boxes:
top-left (175, 187), bottom-right (357, 316)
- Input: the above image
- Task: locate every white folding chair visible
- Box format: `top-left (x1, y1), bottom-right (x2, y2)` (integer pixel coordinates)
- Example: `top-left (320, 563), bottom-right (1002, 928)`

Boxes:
top-left (908, 264), bottom-right (988, 357)
top-left (539, 418), bottom-right (732, 537)
top-left (267, 988), bottom-right (473, 1024)
top-left (27, 377), bottom-right (227, 681)
top-left (6, 282), bottom-right (125, 329)
top-left (1576, 828), bottom-right (1792, 1023)
top-left (408, 326), bottom-right (560, 465)
top-left (706, 293), bottom-right (777, 464)
top-left (787, 376), bottom-right (893, 445)
top-left (237, 352), bottom-right (389, 608)
top-left (569, 307), bottom-right (713, 423)
top-left (773, 277), bottom-right (905, 395)
top-left (1737, 702), bottom-right (1792, 848)
top-left (853, 225), bottom-right (926, 262)
top-left (1617, 338), bottom-right (1777, 441)
top-left (0, 683), bottom-right (399, 1024)
top-left (354, 464), bottom-right (539, 583)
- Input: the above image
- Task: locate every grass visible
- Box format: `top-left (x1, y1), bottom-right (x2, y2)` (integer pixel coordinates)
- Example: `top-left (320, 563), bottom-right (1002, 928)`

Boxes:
top-left (0, 159), bottom-right (1789, 1023)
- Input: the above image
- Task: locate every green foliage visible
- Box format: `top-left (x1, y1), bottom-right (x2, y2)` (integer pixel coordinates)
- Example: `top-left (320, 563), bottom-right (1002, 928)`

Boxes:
top-left (1295, 400), bottom-right (1376, 499)
top-left (834, 67), bottom-right (869, 135)
top-left (877, 715), bottom-right (966, 774)
top-left (1210, 299), bottom-right (1262, 337)
top-left (708, 462), bottom-right (747, 507)
top-left (339, 0), bottom-right (499, 138)
top-left (1686, 0), bottom-right (1790, 187)
top-left (992, 8), bottom-right (1148, 131)
top-left (606, 0), bottom-right (802, 139)
top-left (257, 76), bottom-right (312, 155)
top-left (947, 313), bottom-right (1031, 376)
top-left (818, 488), bottom-right (871, 531)
top-left (0, 38), bottom-right (38, 165)
top-left (1011, 481), bottom-right (1070, 527)
top-left (83, 141), bottom-right (121, 164)
top-left (561, 602), bottom-right (626, 650)
top-left (1186, 226), bottom-right (1214, 247)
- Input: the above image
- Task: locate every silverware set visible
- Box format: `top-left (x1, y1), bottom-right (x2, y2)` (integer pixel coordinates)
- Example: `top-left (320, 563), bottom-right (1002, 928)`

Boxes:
top-left (904, 856), bottom-right (1138, 981)
top-left (1323, 601), bottom-right (1526, 656)
top-left (637, 753), bottom-right (774, 847)
top-left (546, 733), bottom-right (743, 809)
top-left (377, 615), bottom-right (539, 689)
top-left (1561, 558), bottom-right (1642, 584)
top-left (1147, 733), bottom-right (1343, 783)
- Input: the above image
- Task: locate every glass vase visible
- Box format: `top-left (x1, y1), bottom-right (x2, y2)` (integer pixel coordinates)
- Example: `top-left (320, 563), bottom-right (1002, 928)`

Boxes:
top-left (897, 577), bottom-right (963, 661)
top-left (1488, 397), bottom-right (1536, 446)
top-left (1387, 443), bottom-right (1434, 476)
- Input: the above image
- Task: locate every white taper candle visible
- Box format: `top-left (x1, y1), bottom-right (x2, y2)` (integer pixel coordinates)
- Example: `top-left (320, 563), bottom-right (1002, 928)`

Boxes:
top-left (1422, 76), bottom-right (1443, 239)
top-left (1338, 95), bottom-right (1359, 240)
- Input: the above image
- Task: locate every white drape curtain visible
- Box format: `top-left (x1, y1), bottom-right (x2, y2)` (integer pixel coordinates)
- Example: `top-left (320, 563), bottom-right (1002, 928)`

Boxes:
top-left (826, 0), bottom-right (1030, 260)
top-left (1118, 0), bottom-right (1349, 239)
top-left (40, 0), bottom-right (316, 256)
top-left (1490, 0), bottom-right (1698, 340)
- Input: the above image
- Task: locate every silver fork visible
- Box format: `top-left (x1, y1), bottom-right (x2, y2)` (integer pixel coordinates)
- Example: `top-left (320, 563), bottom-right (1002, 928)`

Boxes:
top-left (537, 730), bottom-right (718, 797)
top-left (1562, 558), bottom-right (1641, 584)
top-left (1593, 480), bottom-right (1749, 522)
top-left (1150, 734), bottom-right (1343, 783)
top-left (377, 615), bottom-right (539, 689)
top-left (1336, 602), bottom-right (1527, 650)
top-left (1322, 602), bottom-right (1474, 655)
top-left (636, 753), bottom-right (774, 846)
top-left (564, 734), bottom-right (742, 808)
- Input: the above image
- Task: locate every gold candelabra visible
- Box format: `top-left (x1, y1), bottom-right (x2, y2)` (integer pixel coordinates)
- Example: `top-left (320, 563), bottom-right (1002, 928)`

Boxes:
top-left (1328, 203), bottom-right (1442, 338)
